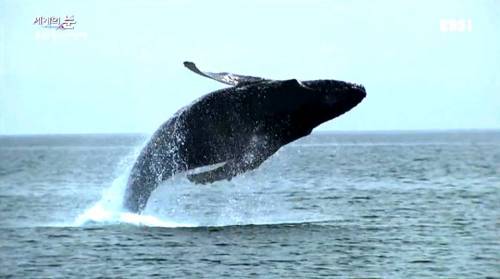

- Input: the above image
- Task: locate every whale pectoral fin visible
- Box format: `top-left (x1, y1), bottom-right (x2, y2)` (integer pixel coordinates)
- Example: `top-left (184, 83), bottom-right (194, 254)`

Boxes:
top-left (183, 61), bottom-right (268, 86)
top-left (186, 160), bottom-right (239, 184)
top-left (187, 163), bottom-right (234, 184)
top-left (187, 149), bottom-right (275, 185)
top-left (187, 158), bottom-right (248, 184)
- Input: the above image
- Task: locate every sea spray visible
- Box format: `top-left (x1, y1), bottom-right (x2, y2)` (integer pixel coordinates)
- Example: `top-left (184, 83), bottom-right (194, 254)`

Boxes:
top-left (73, 135), bottom-right (331, 228)
top-left (73, 138), bottom-right (195, 227)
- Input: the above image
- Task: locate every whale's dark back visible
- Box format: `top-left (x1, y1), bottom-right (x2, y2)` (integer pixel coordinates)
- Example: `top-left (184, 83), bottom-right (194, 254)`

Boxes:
top-left (181, 80), bottom-right (315, 166)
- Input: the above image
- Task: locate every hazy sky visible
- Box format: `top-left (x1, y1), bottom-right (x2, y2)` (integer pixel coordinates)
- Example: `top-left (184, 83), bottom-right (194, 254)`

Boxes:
top-left (1, 0), bottom-right (499, 134)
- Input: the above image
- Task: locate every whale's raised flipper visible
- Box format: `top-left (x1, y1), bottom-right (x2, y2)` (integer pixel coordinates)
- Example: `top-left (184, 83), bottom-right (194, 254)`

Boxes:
top-left (186, 161), bottom-right (234, 184)
top-left (187, 139), bottom-right (279, 184)
top-left (183, 61), bottom-right (268, 86)
top-left (187, 157), bottom-right (263, 184)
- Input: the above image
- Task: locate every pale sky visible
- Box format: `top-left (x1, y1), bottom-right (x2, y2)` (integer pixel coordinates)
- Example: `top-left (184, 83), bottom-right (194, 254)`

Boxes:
top-left (0, 0), bottom-right (499, 134)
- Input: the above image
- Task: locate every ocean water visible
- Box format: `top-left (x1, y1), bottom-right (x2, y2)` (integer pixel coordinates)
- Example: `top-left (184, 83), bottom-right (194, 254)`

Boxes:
top-left (0, 131), bottom-right (498, 278)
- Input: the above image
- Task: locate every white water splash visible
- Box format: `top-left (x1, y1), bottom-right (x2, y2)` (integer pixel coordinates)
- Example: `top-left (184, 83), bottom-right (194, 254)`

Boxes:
top-left (73, 172), bottom-right (195, 227)
top-left (72, 139), bottom-right (333, 228)
top-left (74, 173), bottom-right (196, 227)
top-left (73, 139), bottom-right (197, 228)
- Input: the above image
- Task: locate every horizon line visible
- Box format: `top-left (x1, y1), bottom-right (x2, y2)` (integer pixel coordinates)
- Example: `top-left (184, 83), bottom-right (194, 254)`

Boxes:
top-left (1, 128), bottom-right (499, 137)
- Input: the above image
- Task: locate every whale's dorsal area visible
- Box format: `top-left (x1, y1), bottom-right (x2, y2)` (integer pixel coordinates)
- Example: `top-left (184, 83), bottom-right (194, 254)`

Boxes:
top-left (183, 61), bottom-right (268, 86)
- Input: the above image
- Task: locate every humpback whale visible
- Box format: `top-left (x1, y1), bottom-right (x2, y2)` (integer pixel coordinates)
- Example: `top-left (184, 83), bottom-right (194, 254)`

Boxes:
top-left (123, 62), bottom-right (366, 213)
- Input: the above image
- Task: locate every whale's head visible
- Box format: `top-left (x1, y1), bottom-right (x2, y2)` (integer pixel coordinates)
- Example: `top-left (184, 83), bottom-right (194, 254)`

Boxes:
top-left (282, 79), bottom-right (366, 131)
top-left (302, 79), bottom-right (365, 114)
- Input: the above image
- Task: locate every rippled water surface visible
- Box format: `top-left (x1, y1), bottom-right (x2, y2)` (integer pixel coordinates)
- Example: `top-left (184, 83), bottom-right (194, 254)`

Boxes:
top-left (0, 131), bottom-right (499, 278)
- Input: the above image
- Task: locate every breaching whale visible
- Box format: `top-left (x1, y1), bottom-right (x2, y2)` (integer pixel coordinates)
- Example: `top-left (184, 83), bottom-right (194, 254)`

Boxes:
top-left (123, 62), bottom-right (366, 213)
